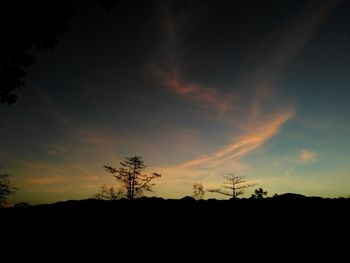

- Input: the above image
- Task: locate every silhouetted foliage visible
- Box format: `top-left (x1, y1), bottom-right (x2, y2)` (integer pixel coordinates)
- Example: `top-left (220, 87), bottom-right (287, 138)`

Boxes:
top-left (0, 0), bottom-right (118, 105)
top-left (104, 156), bottom-right (161, 200)
top-left (192, 183), bottom-right (205, 200)
top-left (0, 172), bottom-right (17, 207)
top-left (94, 184), bottom-right (124, 200)
top-left (208, 173), bottom-right (254, 199)
top-left (251, 188), bottom-right (268, 199)
top-left (0, 1), bottom-right (72, 104)
top-left (14, 202), bottom-right (31, 208)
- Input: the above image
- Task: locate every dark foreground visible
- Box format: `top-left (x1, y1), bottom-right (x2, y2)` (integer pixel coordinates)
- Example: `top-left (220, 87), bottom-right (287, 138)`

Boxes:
top-left (2, 194), bottom-right (350, 227)
top-left (1, 194), bottom-right (349, 256)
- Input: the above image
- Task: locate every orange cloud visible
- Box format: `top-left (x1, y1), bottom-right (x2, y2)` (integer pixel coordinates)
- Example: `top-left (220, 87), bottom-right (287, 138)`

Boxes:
top-left (299, 149), bottom-right (317, 162)
top-left (153, 66), bottom-right (232, 113)
top-left (18, 161), bottom-right (104, 185)
top-left (179, 109), bottom-right (294, 169)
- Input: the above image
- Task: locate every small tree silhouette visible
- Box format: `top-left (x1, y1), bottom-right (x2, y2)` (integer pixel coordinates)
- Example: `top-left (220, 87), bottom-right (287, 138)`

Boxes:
top-left (208, 173), bottom-right (254, 199)
top-left (0, 172), bottom-right (17, 207)
top-left (251, 188), bottom-right (268, 199)
top-left (192, 183), bottom-right (205, 200)
top-left (104, 156), bottom-right (161, 200)
top-left (94, 185), bottom-right (124, 200)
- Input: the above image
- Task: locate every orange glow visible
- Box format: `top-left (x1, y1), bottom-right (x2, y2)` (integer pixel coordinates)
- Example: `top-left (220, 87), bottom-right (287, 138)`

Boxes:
top-left (299, 149), bottom-right (317, 162)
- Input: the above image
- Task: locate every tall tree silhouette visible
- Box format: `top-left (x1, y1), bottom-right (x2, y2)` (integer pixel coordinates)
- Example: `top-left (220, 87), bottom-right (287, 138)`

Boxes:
top-left (0, 171), bottom-right (17, 207)
top-left (208, 174), bottom-right (254, 199)
top-left (104, 156), bottom-right (161, 200)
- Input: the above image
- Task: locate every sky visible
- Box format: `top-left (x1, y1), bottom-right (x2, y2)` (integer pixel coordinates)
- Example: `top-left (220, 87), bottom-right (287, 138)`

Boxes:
top-left (1, 0), bottom-right (350, 204)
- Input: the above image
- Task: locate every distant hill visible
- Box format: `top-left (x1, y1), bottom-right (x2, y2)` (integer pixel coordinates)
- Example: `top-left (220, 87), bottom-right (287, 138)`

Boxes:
top-left (3, 194), bottom-right (350, 218)
top-left (1, 195), bottom-right (349, 252)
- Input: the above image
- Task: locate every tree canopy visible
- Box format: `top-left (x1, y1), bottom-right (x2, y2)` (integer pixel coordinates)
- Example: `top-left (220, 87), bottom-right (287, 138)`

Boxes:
top-left (0, 172), bottom-right (17, 207)
top-left (104, 156), bottom-right (161, 200)
top-left (0, 0), bottom-right (118, 105)
top-left (208, 174), bottom-right (254, 199)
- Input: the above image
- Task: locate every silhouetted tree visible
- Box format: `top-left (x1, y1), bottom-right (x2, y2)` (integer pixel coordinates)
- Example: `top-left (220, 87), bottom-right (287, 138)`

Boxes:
top-left (0, 0), bottom-right (118, 105)
top-left (251, 188), bottom-right (268, 199)
top-left (94, 184), bottom-right (124, 200)
top-left (0, 172), bottom-right (17, 207)
top-left (208, 173), bottom-right (254, 199)
top-left (0, 1), bottom-right (72, 104)
top-left (104, 156), bottom-right (161, 200)
top-left (192, 183), bottom-right (205, 200)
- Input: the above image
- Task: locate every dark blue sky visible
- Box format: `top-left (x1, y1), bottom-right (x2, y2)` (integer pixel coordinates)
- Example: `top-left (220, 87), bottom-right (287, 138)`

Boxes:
top-left (1, 0), bottom-right (350, 204)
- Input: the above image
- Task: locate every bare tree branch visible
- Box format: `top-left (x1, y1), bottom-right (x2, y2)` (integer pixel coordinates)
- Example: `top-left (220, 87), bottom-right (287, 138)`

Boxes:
top-left (104, 156), bottom-right (161, 200)
top-left (207, 173), bottom-right (254, 199)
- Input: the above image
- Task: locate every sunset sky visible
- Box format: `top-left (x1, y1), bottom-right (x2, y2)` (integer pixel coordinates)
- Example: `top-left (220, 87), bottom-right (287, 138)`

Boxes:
top-left (1, 0), bottom-right (350, 204)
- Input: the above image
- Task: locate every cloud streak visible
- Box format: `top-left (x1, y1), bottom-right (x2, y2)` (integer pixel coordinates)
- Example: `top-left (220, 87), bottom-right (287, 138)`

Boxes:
top-left (153, 0), bottom-right (338, 181)
top-left (27, 175), bottom-right (65, 186)
top-left (179, 109), bottom-right (294, 169)
top-left (249, 0), bottom-right (340, 83)
top-left (15, 160), bottom-right (104, 195)
top-left (247, 0), bottom-right (339, 119)
top-left (153, 66), bottom-right (233, 112)
top-left (153, 1), bottom-right (236, 114)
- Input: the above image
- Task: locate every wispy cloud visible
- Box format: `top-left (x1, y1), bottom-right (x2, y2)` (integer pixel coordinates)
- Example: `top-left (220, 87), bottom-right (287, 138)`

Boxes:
top-left (153, 66), bottom-right (234, 113)
top-left (150, 0), bottom-right (339, 195)
top-left (248, 0), bottom-right (340, 83)
top-left (299, 149), bottom-right (317, 162)
top-left (150, 2), bottom-right (299, 179)
top-left (27, 175), bottom-right (65, 186)
top-left (179, 109), bottom-right (294, 169)
top-left (152, 2), bottom-right (236, 114)
top-left (15, 160), bottom-right (106, 195)
top-left (39, 91), bottom-right (119, 168)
